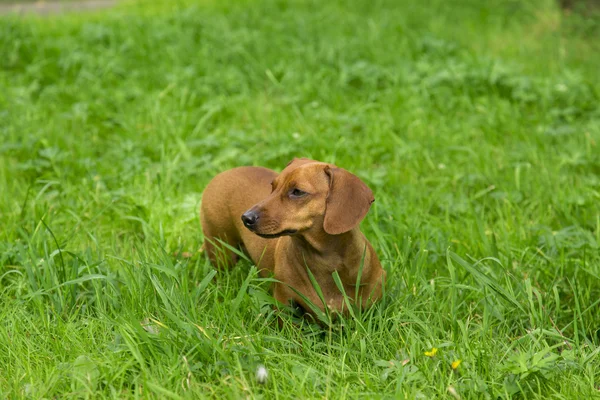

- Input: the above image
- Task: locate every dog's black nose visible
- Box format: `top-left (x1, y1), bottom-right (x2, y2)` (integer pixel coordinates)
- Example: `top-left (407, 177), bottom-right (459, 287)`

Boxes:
top-left (241, 210), bottom-right (259, 228)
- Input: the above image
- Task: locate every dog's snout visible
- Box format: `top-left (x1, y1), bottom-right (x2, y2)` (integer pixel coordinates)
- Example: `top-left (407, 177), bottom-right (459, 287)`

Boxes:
top-left (241, 210), bottom-right (259, 228)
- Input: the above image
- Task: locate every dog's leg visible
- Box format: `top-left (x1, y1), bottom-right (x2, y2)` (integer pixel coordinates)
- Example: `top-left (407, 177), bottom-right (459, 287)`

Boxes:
top-left (200, 208), bottom-right (240, 269)
top-left (202, 235), bottom-right (239, 269)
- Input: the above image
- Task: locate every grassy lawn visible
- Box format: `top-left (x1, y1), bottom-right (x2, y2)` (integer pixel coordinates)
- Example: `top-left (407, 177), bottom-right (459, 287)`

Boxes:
top-left (1, 0), bottom-right (599, 398)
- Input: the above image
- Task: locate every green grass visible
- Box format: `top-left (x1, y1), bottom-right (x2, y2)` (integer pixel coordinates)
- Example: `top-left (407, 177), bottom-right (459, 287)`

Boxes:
top-left (1, 0), bottom-right (599, 397)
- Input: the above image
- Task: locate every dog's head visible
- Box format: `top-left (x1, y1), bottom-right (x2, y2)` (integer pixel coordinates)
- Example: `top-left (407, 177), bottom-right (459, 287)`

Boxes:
top-left (241, 158), bottom-right (374, 238)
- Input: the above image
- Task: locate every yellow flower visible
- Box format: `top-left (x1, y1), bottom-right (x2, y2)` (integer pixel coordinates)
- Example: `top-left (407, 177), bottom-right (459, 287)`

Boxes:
top-left (424, 347), bottom-right (438, 357)
top-left (451, 359), bottom-right (462, 370)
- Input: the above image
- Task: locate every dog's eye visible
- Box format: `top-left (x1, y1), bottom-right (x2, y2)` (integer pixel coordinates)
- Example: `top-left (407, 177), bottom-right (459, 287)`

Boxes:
top-left (289, 188), bottom-right (308, 198)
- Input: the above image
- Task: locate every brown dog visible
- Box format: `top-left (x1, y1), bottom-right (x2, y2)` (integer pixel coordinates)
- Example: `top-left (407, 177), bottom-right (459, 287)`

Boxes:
top-left (200, 158), bottom-right (385, 318)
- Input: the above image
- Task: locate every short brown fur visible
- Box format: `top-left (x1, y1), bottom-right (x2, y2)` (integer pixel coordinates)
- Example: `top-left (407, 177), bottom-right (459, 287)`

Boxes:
top-left (200, 158), bottom-right (386, 317)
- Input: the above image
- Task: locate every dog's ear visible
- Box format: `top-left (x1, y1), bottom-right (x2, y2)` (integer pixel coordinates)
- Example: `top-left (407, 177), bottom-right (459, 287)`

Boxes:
top-left (285, 157), bottom-right (318, 169)
top-left (323, 166), bottom-right (374, 235)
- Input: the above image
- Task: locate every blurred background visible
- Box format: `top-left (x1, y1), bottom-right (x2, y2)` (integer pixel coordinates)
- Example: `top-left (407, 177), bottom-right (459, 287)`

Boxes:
top-left (0, 0), bottom-right (599, 398)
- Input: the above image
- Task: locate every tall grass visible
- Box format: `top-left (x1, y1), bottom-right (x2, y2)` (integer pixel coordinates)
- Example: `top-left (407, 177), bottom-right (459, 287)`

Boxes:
top-left (1, 0), bottom-right (599, 397)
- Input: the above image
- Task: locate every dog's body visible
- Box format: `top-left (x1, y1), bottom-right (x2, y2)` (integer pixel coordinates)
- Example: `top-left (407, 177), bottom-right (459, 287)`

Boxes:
top-left (200, 158), bottom-right (385, 316)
